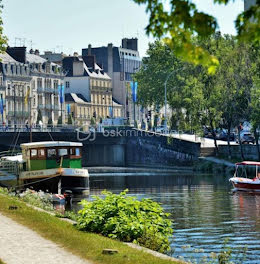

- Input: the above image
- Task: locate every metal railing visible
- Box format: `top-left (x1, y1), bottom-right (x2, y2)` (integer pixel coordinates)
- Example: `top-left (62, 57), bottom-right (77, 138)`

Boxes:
top-left (0, 124), bottom-right (79, 133)
top-left (7, 111), bottom-right (30, 118)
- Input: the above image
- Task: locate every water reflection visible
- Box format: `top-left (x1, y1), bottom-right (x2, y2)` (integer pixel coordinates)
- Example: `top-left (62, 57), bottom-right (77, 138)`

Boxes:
top-left (88, 173), bottom-right (260, 264)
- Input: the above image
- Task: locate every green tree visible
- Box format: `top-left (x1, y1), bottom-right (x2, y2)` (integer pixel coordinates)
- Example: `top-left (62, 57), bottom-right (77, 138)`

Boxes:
top-left (90, 117), bottom-right (95, 126)
top-left (36, 109), bottom-right (42, 124)
top-left (67, 114), bottom-right (73, 125)
top-left (57, 116), bottom-right (62, 126)
top-left (0, 1), bottom-right (7, 55)
top-left (131, 0), bottom-right (260, 72)
top-left (249, 44), bottom-right (260, 160)
top-left (47, 117), bottom-right (53, 128)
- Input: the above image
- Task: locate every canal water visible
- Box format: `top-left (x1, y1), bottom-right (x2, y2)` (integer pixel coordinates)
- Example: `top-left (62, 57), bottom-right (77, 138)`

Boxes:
top-left (87, 173), bottom-right (260, 264)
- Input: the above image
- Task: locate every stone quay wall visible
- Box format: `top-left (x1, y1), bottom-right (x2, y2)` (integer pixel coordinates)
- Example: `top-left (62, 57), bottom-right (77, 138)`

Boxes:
top-left (218, 144), bottom-right (260, 160)
top-left (0, 130), bottom-right (201, 167)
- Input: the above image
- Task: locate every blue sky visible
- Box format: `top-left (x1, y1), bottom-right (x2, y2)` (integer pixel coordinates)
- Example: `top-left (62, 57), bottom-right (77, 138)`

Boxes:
top-left (2, 0), bottom-right (244, 57)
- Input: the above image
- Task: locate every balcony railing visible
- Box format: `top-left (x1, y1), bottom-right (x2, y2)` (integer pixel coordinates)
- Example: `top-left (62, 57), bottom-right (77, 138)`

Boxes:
top-left (7, 111), bottom-right (29, 118)
top-left (37, 87), bottom-right (58, 95)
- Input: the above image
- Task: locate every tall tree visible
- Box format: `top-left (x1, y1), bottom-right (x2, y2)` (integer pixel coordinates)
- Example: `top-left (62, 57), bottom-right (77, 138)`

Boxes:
top-left (131, 0), bottom-right (260, 72)
top-left (0, 1), bottom-right (7, 54)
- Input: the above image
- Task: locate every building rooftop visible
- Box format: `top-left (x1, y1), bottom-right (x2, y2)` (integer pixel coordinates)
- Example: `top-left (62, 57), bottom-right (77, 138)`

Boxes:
top-left (26, 53), bottom-right (47, 64)
top-left (0, 52), bottom-right (20, 64)
top-left (65, 93), bottom-right (90, 104)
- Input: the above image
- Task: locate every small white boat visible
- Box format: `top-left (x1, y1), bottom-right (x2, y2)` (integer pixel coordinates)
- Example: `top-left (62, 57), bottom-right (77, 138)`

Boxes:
top-left (229, 161), bottom-right (260, 192)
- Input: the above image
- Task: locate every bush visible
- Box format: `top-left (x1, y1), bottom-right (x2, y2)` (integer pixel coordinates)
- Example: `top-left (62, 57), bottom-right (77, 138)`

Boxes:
top-left (19, 189), bottom-right (54, 212)
top-left (57, 116), bottom-right (62, 126)
top-left (77, 190), bottom-right (173, 253)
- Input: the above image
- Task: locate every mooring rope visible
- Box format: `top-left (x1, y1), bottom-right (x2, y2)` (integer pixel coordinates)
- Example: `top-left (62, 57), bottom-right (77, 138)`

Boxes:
top-left (11, 173), bottom-right (61, 190)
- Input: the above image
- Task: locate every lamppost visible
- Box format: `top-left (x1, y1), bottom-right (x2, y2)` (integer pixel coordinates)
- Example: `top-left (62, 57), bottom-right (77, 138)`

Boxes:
top-left (8, 83), bottom-right (16, 131)
top-left (164, 69), bottom-right (179, 132)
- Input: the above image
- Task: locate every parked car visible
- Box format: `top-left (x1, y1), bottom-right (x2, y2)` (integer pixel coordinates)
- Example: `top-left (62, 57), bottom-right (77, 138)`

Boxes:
top-left (155, 125), bottom-right (168, 134)
top-left (217, 129), bottom-right (235, 141)
top-left (236, 131), bottom-right (255, 144)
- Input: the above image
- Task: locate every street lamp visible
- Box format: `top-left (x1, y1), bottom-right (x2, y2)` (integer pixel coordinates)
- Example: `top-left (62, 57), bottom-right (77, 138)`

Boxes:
top-left (164, 71), bottom-right (174, 132)
top-left (164, 69), bottom-right (180, 132)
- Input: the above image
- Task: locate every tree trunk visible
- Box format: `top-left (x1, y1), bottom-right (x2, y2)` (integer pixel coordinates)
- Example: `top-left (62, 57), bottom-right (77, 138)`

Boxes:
top-left (227, 126), bottom-right (231, 159)
top-left (253, 128), bottom-right (260, 161)
top-left (210, 120), bottom-right (218, 155)
top-left (238, 126), bottom-right (245, 161)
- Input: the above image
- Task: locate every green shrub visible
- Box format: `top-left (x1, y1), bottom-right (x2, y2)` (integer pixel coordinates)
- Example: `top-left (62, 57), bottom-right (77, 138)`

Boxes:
top-left (77, 190), bottom-right (173, 253)
top-left (19, 189), bottom-right (54, 212)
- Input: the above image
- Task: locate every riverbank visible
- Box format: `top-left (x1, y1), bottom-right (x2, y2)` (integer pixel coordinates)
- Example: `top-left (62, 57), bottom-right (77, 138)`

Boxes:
top-left (0, 193), bottom-right (183, 264)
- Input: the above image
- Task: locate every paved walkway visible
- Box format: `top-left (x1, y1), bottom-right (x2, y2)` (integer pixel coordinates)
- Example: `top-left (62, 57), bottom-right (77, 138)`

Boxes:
top-left (0, 213), bottom-right (91, 264)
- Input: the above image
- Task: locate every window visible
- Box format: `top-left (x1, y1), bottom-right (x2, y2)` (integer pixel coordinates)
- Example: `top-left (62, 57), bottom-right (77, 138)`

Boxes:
top-left (38, 149), bottom-right (45, 158)
top-left (65, 81), bottom-right (70, 89)
top-left (70, 148), bottom-right (81, 157)
top-left (75, 148), bottom-right (80, 156)
top-left (47, 148), bottom-right (56, 158)
top-left (31, 149), bottom-right (37, 158)
top-left (58, 148), bottom-right (68, 157)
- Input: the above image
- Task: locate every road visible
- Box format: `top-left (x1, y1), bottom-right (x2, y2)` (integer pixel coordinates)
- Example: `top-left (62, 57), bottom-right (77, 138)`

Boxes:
top-left (168, 132), bottom-right (239, 148)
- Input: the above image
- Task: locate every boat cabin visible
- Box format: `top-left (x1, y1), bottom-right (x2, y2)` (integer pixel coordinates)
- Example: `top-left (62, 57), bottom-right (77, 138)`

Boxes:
top-left (21, 141), bottom-right (83, 171)
top-left (235, 161), bottom-right (260, 179)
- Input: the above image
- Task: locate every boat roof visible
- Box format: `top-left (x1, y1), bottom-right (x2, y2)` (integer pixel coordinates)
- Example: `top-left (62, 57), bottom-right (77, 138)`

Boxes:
top-left (21, 141), bottom-right (82, 149)
top-left (236, 161), bottom-right (260, 166)
top-left (1, 155), bottom-right (23, 163)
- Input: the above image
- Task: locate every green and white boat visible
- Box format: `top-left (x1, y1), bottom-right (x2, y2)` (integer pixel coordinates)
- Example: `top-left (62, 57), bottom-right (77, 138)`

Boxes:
top-left (0, 141), bottom-right (89, 195)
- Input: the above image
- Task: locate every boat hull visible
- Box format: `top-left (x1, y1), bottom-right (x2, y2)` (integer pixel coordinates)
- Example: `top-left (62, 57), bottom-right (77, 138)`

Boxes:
top-left (21, 175), bottom-right (89, 195)
top-left (0, 168), bottom-right (90, 195)
top-left (230, 177), bottom-right (260, 192)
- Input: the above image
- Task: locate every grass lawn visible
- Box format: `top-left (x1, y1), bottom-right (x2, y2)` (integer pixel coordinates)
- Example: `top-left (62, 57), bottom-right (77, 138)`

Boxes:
top-left (0, 194), bottom-right (183, 264)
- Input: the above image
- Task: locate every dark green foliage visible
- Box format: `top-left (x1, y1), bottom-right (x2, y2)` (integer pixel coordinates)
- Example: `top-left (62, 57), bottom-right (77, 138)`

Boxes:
top-left (36, 109), bottom-right (42, 124)
top-left (77, 190), bottom-right (173, 253)
top-left (47, 117), bottom-right (53, 127)
top-left (90, 117), bottom-right (95, 126)
top-left (57, 116), bottom-right (62, 126)
top-left (67, 114), bottom-right (73, 125)
top-left (131, 0), bottom-right (260, 72)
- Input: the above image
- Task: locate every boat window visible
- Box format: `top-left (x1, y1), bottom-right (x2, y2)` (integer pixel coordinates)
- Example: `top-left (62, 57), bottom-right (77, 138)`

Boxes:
top-left (59, 148), bottom-right (68, 157)
top-left (75, 148), bottom-right (80, 156)
top-left (70, 147), bottom-right (81, 158)
top-left (70, 148), bottom-right (75, 155)
top-left (31, 149), bottom-right (37, 158)
top-left (47, 148), bottom-right (57, 158)
top-left (38, 149), bottom-right (45, 158)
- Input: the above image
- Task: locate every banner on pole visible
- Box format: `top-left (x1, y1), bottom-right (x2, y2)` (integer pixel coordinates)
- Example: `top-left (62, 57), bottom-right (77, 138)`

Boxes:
top-left (0, 94), bottom-right (3, 115)
top-left (131, 81), bottom-right (138, 103)
top-left (59, 85), bottom-right (64, 104)
top-left (109, 106), bottom-right (113, 117)
top-left (67, 104), bottom-right (71, 115)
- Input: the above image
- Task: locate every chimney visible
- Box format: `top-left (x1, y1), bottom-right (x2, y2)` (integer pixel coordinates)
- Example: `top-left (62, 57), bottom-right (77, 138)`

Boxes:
top-left (107, 43), bottom-right (113, 78)
top-left (6, 47), bottom-right (27, 63)
top-left (88, 44), bottom-right (91, 55)
top-left (29, 49), bottom-right (34, 54)
top-left (73, 52), bottom-right (79, 57)
top-left (73, 60), bottom-right (84, 76)
top-left (34, 49), bottom-right (40, 56)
